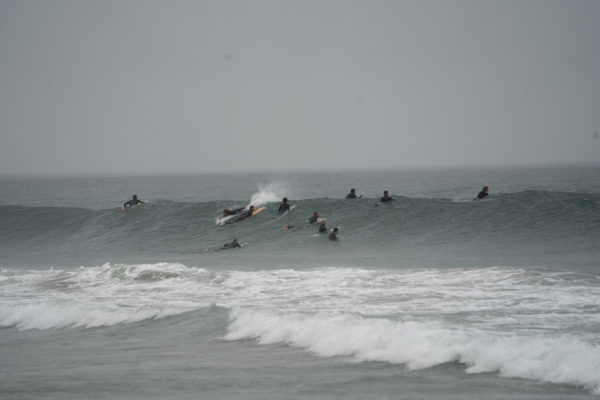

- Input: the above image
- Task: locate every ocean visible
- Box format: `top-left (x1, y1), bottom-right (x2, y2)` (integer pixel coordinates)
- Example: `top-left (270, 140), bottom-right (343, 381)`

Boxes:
top-left (1, 166), bottom-right (599, 399)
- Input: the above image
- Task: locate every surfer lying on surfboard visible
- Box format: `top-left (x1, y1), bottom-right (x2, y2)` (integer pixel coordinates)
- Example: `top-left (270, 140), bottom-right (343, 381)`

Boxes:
top-left (221, 205), bottom-right (256, 226)
top-left (221, 207), bottom-right (245, 218)
top-left (121, 195), bottom-right (145, 211)
top-left (473, 186), bottom-right (489, 201)
top-left (204, 238), bottom-right (243, 252)
top-left (283, 212), bottom-right (319, 230)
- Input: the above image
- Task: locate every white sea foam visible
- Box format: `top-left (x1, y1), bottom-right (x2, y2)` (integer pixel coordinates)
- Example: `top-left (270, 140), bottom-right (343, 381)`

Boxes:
top-left (2, 265), bottom-right (599, 331)
top-left (0, 263), bottom-right (209, 330)
top-left (1, 263), bottom-right (599, 392)
top-left (250, 181), bottom-right (287, 207)
top-left (224, 308), bottom-right (600, 394)
top-left (214, 181), bottom-right (287, 224)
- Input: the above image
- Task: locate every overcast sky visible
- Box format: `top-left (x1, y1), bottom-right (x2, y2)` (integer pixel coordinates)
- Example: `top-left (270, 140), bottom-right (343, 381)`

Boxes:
top-left (0, 0), bottom-right (598, 176)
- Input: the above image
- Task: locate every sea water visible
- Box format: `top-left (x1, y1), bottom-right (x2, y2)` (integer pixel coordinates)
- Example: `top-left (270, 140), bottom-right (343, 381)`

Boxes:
top-left (1, 166), bottom-right (599, 399)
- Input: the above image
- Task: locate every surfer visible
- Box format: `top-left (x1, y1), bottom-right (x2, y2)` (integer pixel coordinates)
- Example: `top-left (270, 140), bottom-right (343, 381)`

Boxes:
top-left (222, 206), bottom-right (255, 225)
top-left (473, 186), bottom-right (489, 200)
top-left (121, 195), bottom-right (145, 211)
top-left (380, 191), bottom-right (394, 202)
top-left (319, 219), bottom-right (328, 233)
top-left (328, 227), bottom-right (339, 241)
top-left (222, 207), bottom-right (245, 217)
top-left (272, 197), bottom-right (291, 219)
top-left (345, 189), bottom-right (362, 199)
top-left (204, 238), bottom-right (242, 252)
top-left (283, 212), bottom-right (319, 230)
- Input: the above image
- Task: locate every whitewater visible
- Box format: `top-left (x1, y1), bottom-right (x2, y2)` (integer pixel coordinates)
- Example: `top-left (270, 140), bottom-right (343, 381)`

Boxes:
top-left (1, 166), bottom-right (599, 399)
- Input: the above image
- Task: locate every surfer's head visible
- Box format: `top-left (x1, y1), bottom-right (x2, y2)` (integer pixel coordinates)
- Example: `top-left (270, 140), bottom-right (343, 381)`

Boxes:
top-left (350, 189), bottom-right (355, 194)
top-left (223, 209), bottom-right (230, 215)
top-left (283, 197), bottom-right (288, 203)
top-left (333, 227), bottom-right (339, 233)
top-left (321, 219), bottom-right (326, 224)
top-left (384, 190), bottom-right (389, 196)
top-left (314, 212), bottom-right (319, 217)
top-left (483, 186), bottom-right (489, 192)
top-left (250, 205), bottom-right (255, 211)
top-left (133, 195), bottom-right (138, 200)
top-left (233, 238), bottom-right (238, 243)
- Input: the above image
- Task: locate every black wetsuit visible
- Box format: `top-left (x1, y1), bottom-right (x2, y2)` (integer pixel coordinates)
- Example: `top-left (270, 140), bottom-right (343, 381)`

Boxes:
top-left (380, 195), bottom-right (393, 202)
top-left (220, 241), bottom-right (241, 250)
top-left (475, 191), bottom-right (489, 200)
top-left (227, 207), bottom-right (245, 216)
top-left (328, 232), bottom-right (338, 240)
top-left (345, 193), bottom-right (357, 199)
top-left (224, 209), bottom-right (253, 225)
top-left (286, 215), bottom-right (319, 229)
top-left (319, 224), bottom-right (328, 233)
top-left (278, 203), bottom-right (291, 213)
top-left (123, 199), bottom-right (143, 208)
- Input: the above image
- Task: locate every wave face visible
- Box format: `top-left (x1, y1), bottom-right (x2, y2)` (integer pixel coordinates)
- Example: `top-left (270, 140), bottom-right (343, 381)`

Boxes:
top-left (1, 189), bottom-right (599, 269)
top-left (1, 264), bottom-right (599, 394)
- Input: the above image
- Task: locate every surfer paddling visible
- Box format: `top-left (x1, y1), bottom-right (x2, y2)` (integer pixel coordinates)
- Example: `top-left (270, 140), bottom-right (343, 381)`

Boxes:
top-left (473, 186), bottom-right (489, 200)
top-left (221, 207), bottom-right (245, 218)
top-left (121, 195), bottom-right (145, 211)
top-left (204, 238), bottom-right (242, 252)
top-left (283, 212), bottom-right (319, 230)
top-left (221, 205), bottom-right (256, 226)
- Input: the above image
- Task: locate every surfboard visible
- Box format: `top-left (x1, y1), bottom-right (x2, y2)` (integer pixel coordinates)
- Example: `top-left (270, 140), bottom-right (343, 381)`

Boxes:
top-left (121, 203), bottom-right (143, 212)
top-left (220, 206), bottom-right (265, 226)
top-left (270, 210), bottom-right (289, 221)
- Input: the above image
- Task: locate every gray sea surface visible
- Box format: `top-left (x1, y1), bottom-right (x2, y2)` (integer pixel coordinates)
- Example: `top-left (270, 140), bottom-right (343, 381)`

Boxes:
top-left (1, 166), bottom-right (599, 399)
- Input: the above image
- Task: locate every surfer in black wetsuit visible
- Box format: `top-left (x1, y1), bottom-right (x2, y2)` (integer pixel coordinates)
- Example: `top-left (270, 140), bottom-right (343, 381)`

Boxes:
top-left (345, 189), bottom-right (362, 199)
top-left (328, 227), bottom-right (339, 241)
top-left (319, 219), bottom-right (328, 233)
top-left (222, 206), bottom-right (255, 225)
top-left (204, 238), bottom-right (242, 252)
top-left (473, 186), bottom-right (489, 201)
top-left (272, 197), bottom-right (291, 219)
top-left (283, 212), bottom-right (319, 230)
top-left (380, 191), bottom-right (393, 202)
top-left (121, 195), bottom-right (145, 211)
top-left (222, 207), bottom-right (245, 217)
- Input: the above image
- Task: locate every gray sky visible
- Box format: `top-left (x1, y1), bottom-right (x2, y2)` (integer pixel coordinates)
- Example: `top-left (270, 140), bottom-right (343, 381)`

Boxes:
top-left (0, 0), bottom-right (598, 176)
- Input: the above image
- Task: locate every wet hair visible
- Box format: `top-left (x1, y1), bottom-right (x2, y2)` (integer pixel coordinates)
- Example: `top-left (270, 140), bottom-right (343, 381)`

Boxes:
top-left (384, 190), bottom-right (389, 195)
top-left (483, 186), bottom-right (489, 191)
top-left (233, 238), bottom-right (238, 242)
top-left (314, 211), bottom-right (319, 216)
top-left (350, 188), bottom-right (355, 193)
top-left (250, 205), bottom-right (255, 209)
top-left (283, 197), bottom-right (288, 203)
top-left (133, 195), bottom-right (138, 200)
top-left (333, 227), bottom-right (339, 233)
top-left (223, 209), bottom-right (230, 215)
